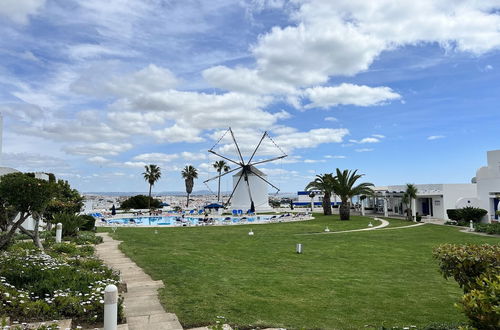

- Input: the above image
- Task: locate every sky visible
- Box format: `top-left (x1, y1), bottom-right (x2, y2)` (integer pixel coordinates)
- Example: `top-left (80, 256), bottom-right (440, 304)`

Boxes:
top-left (0, 0), bottom-right (499, 193)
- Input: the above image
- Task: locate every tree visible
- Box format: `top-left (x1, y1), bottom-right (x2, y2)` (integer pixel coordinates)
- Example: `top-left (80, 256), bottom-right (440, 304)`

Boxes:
top-left (332, 169), bottom-right (374, 220)
top-left (405, 183), bottom-right (418, 221)
top-left (142, 164), bottom-right (162, 210)
top-left (305, 173), bottom-right (335, 215)
top-left (213, 160), bottom-right (230, 202)
top-left (181, 165), bottom-right (198, 208)
top-left (120, 195), bottom-right (161, 209)
top-left (43, 179), bottom-right (84, 230)
top-left (0, 173), bottom-right (54, 249)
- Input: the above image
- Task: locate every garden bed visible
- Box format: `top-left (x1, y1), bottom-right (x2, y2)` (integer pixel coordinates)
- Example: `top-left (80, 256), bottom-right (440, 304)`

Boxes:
top-left (0, 232), bottom-right (124, 328)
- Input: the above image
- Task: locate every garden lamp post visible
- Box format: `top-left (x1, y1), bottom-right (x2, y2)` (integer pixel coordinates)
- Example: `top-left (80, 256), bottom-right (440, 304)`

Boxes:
top-left (309, 192), bottom-right (316, 213)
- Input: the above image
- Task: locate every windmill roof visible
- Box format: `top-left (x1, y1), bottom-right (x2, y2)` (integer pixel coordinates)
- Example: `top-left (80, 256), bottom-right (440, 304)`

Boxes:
top-left (232, 165), bottom-right (267, 177)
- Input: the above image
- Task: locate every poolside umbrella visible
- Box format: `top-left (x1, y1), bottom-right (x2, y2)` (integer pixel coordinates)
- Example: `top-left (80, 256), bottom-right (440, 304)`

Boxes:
top-left (250, 201), bottom-right (255, 213)
top-left (111, 204), bottom-right (116, 215)
top-left (204, 203), bottom-right (224, 210)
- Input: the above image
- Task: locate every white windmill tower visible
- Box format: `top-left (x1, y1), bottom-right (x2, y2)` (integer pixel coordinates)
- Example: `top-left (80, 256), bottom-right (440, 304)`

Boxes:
top-left (204, 128), bottom-right (287, 213)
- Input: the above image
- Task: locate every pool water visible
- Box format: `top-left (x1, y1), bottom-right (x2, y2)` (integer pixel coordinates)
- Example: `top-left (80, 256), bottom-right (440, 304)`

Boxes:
top-left (105, 214), bottom-right (278, 226)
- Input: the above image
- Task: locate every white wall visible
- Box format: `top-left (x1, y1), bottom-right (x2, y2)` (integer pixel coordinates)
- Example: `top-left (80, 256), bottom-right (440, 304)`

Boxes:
top-left (476, 150), bottom-right (500, 223)
top-left (230, 172), bottom-right (272, 212)
top-left (442, 184), bottom-right (477, 220)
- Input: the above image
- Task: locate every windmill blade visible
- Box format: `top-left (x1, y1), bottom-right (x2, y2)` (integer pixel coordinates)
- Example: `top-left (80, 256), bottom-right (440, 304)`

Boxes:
top-left (247, 131), bottom-right (267, 164)
top-left (248, 154), bottom-right (287, 167)
top-left (249, 168), bottom-right (281, 192)
top-left (208, 150), bottom-right (242, 167)
top-left (224, 169), bottom-right (245, 206)
top-left (203, 166), bottom-right (241, 183)
top-left (229, 127), bottom-right (245, 164)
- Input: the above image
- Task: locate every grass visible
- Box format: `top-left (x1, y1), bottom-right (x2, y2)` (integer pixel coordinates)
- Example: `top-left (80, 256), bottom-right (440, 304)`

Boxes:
top-left (103, 214), bottom-right (499, 329)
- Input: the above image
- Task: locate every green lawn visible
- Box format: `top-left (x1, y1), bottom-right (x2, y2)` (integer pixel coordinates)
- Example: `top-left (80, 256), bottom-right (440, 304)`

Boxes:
top-left (103, 215), bottom-right (499, 329)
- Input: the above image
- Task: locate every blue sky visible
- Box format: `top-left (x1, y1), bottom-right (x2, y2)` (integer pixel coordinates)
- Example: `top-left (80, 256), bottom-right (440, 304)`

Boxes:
top-left (0, 0), bottom-right (499, 193)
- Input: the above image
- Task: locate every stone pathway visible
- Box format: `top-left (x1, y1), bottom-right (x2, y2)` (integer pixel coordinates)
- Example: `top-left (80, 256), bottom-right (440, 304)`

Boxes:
top-left (297, 217), bottom-right (390, 236)
top-left (95, 233), bottom-right (183, 330)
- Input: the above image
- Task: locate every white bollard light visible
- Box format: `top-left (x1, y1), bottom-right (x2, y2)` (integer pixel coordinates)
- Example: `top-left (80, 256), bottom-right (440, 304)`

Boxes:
top-left (368, 222), bottom-right (373, 227)
top-left (248, 229), bottom-right (254, 236)
top-left (296, 243), bottom-right (303, 254)
top-left (56, 223), bottom-right (62, 243)
top-left (324, 227), bottom-right (330, 232)
top-left (104, 284), bottom-right (118, 330)
top-left (469, 220), bottom-right (474, 232)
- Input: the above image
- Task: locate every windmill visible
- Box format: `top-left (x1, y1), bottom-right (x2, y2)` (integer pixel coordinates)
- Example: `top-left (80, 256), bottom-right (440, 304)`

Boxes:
top-left (204, 128), bottom-right (287, 212)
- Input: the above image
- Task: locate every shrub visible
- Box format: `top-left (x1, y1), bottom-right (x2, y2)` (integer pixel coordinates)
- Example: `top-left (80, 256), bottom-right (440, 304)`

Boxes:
top-left (475, 222), bottom-right (500, 235)
top-left (79, 214), bottom-right (96, 231)
top-left (434, 244), bottom-right (500, 329)
top-left (433, 244), bottom-right (500, 292)
top-left (120, 195), bottom-right (161, 209)
top-left (459, 274), bottom-right (500, 329)
top-left (459, 206), bottom-right (487, 223)
top-left (446, 209), bottom-right (461, 221)
top-left (447, 207), bottom-right (488, 223)
top-left (52, 213), bottom-right (85, 237)
top-left (71, 231), bottom-right (103, 245)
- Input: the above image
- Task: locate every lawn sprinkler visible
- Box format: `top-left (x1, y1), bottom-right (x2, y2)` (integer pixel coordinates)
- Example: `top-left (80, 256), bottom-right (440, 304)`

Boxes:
top-left (111, 224), bottom-right (117, 233)
top-left (248, 229), bottom-right (254, 236)
top-left (324, 227), bottom-right (330, 232)
top-left (368, 222), bottom-right (373, 227)
top-left (154, 229), bottom-right (158, 235)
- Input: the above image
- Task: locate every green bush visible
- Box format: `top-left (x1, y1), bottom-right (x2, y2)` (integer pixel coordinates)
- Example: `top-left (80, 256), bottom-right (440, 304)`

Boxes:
top-left (52, 213), bottom-right (85, 237)
top-left (475, 222), bottom-right (500, 235)
top-left (79, 214), bottom-right (96, 231)
top-left (433, 244), bottom-right (500, 292)
top-left (446, 209), bottom-right (461, 221)
top-left (434, 244), bottom-right (500, 329)
top-left (459, 206), bottom-right (487, 223)
top-left (120, 194), bottom-right (161, 209)
top-left (447, 207), bottom-right (488, 223)
top-left (459, 274), bottom-right (500, 329)
top-left (71, 231), bottom-right (103, 245)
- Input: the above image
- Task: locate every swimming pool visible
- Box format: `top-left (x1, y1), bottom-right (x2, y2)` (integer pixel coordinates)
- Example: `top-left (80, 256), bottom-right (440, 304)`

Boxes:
top-left (105, 214), bottom-right (281, 226)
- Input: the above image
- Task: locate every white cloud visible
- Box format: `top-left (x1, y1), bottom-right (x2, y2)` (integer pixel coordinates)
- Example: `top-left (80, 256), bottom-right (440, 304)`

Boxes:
top-left (64, 143), bottom-right (133, 156)
top-left (1, 152), bottom-right (68, 170)
top-left (372, 134), bottom-right (385, 139)
top-left (304, 159), bottom-right (326, 163)
top-left (355, 148), bottom-right (374, 152)
top-left (427, 135), bottom-right (445, 140)
top-left (305, 84), bottom-right (401, 109)
top-left (325, 155), bottom-right (346, 159)
top-left (87, 156), bottom-right (111, 164)
top-left (0, 0), bottom-right (45, 24)
top-left (133, 153), bottom-right (180, 163)
top-left (180, 152), bottom-right (206, 161)
top-left (324, 116), bottom-right (338, 122)
top-left (349, 137), bottom-right (381, 144)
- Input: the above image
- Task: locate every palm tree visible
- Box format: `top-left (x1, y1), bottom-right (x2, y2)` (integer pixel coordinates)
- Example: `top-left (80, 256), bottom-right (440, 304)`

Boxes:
top-left (142, 164), bottom-right (162, 210)
top-left (305, 173), bottom-right (335, 215)
top-left (332, 168), bottom-right (374, 220)
top-left (405, 183), bottom-right (418, 221)
top-left (213, 160), bottom-right (230, 202)
top-left (181, 165), bottom-right (198, 208)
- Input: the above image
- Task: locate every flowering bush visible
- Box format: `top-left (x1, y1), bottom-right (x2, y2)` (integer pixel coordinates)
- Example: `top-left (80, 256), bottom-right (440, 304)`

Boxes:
top-left (0, 242), bottom-right (123, 325)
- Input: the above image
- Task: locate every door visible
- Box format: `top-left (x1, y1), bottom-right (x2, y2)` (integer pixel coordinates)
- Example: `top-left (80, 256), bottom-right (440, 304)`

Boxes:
top-left (494, 198), bottom-right (499, 220)
top-left (422, 199), bottom-right (429, 216)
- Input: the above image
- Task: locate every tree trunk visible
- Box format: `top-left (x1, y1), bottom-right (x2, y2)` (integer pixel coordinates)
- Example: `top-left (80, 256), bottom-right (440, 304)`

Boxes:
top-left (0, 212), bottom-right (29, 250)
top-left (32, 212), bottom-right (43, 250)
top-left (322, 192), bottom-right (332, 215)
top-left (217, 172), bottom-right (221, 202)
top-left (339, 199), bottom-right (350, 220)
top-left (186, 193), bottom-right (190, 208)
top-left (148, 184), bottom-right (152, 210)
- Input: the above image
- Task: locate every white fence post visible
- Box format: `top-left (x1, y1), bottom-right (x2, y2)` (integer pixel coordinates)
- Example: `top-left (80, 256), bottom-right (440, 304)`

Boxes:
top-left (104, 284), bottom-right (118, 330)
top-left (469, 220), bottom-right (474, 232)
top-left (55, 223), bottom-right (62, 243)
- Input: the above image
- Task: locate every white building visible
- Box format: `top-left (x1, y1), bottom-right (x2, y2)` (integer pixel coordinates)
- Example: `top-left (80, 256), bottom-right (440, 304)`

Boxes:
top-left (230, 166), bottom-right (273, 212)
top-left (369, 184), bottom-right (477, 221)
top-left (294, 190), bottom-right (340, 207)
top-left (475, 149), bottom-right (500, 222)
